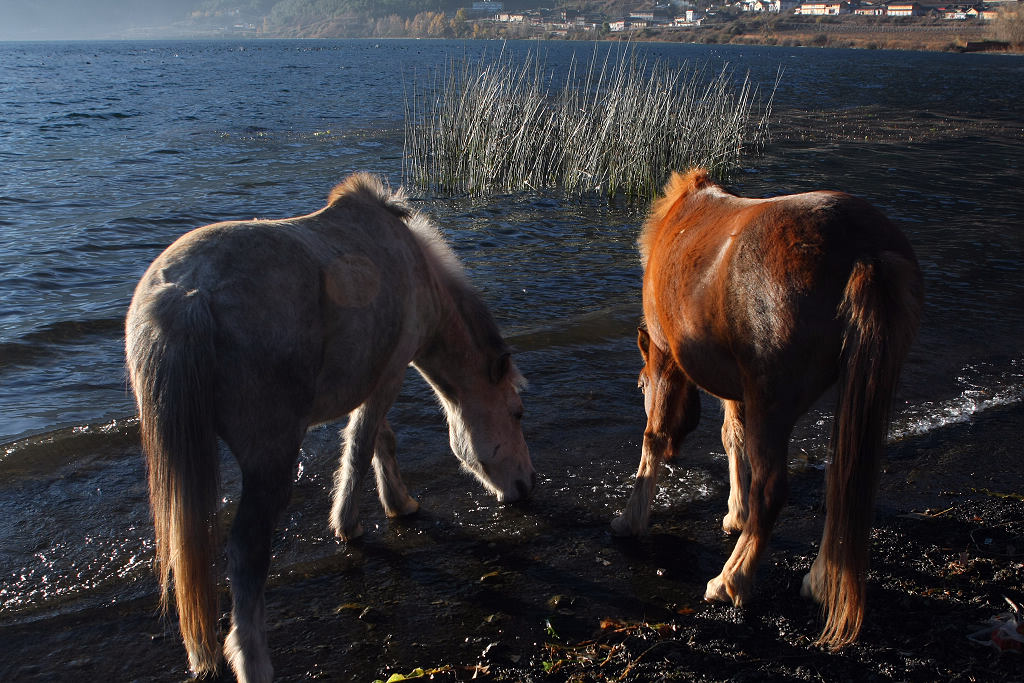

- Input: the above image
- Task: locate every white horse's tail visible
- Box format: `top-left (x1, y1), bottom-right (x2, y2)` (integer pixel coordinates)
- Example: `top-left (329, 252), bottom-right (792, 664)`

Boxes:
top-left (126, 284), bottom-right (221, 675)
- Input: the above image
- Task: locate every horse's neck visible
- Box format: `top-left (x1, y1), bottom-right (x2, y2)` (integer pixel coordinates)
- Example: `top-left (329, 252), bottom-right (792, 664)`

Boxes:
top-left (420, 270), bottom-right (499, 386)
top-left (431, 277), bottom-right (479, 358)
top-left (413, 310), bottom-right (474, 414)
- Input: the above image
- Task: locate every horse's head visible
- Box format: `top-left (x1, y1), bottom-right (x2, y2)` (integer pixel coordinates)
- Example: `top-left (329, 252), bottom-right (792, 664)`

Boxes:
top-left (418, 346), bottom-right (534, 503)
top-left (637, 326), bottom-right (699, 457)
top-left (452, 350), bottom-right (534, 502)
top-left (402, 209), bottom-right (534, 503)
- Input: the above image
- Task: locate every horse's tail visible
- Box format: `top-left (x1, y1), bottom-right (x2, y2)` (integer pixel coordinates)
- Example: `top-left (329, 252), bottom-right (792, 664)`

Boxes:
top-left (126, 284), bottom-right (221, 674)
top-left (817, 249), bottom-right (923, 649)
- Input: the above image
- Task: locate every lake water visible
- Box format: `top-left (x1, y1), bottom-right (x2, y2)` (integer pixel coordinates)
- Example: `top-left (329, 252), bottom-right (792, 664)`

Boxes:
top-left (0, 39), bottom-right (1021, 624)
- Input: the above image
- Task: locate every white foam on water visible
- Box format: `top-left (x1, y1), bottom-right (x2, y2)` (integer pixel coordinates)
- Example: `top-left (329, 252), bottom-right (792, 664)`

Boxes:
top-left (892, 360), bottom-right (1024, 440)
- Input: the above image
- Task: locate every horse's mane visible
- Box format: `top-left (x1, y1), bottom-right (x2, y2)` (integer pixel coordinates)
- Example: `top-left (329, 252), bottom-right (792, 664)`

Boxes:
top-left (327, 173), bottom-right (465, 284)
top-left (403, 211), bottom-right (510, 365)
top-left (328, 173), bottom-right (511, 367)
top-left (639, 168), bottom-right (716, 267)
top-left (327, 172), bottom-right (411, 219)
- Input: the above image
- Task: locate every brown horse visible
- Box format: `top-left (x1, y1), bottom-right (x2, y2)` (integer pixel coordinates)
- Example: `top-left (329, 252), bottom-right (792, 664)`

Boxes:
top-left (125, 174), bottom-right (534, 682)
top-left (612, 168), bottom-right (923, 649)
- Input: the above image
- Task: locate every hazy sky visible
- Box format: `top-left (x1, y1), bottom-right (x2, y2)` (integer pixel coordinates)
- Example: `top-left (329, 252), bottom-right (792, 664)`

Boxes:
top-left (0, 1), bottom-right (191, 40)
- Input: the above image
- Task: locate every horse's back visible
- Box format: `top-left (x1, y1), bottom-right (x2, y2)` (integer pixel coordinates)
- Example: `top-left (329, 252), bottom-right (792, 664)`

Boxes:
top-left (131, 219), bottom-right (325, 348)
top-left (127, 188), bottom-right (433, 434)
top-left (641, 174), bottom-right (917, 404)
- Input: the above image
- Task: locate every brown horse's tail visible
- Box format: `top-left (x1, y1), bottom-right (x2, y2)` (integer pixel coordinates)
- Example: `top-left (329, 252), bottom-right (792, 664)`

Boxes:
top-left (817, 249), bottom-right (923, 649)
top-left (126, 285), bottom-right (221, 674)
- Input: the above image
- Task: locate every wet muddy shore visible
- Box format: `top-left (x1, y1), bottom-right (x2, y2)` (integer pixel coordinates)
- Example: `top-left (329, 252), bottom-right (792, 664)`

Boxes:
top-left (3, 401), bottom-right (1022, 682)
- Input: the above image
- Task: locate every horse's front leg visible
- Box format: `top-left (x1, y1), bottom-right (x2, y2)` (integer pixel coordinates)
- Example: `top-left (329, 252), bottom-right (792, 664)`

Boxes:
top-left (720, 400), bottom-right (749, 534)
top-left (612, 361), bottom-right (700, 537)
top-left (330, 378), bottom-right (402, 541)
top-left (372, 417), bottom-right (420, 518)
top-left (611, 437), bottom-right (664, 537)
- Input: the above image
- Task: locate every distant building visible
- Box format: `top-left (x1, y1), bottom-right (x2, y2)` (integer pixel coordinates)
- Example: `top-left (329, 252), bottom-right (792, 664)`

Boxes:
top-left (672, 10), bottom-right (705, 24)
top-left (740, 0), bottom-right (799, 11)
top-left (609, 18), bottom-right (653, 30)
top-left (795, 1), bottom-right (850, 14)
top-left (629, 9), bottom-right (672, 23)
top-left (940, 4), bottom-right (974, 19)
top-left (886, 2), bottom-right (926, 15)
top-left (853, 0), bottom-right (887, 14)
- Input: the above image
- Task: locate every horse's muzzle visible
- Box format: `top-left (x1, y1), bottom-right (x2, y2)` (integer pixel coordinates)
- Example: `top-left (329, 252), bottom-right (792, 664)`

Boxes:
top-left (514, 471), bottom-right (538, 501)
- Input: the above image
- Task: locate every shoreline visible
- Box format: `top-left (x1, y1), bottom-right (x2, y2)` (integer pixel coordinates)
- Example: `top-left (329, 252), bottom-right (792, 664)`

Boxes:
top-left (257, 14), bottom-right (1022, 54)
top-left (3, 401), bottom-right (1022, 681)
top-left (10, 23), bottom-right (1019, 56)
top-left (628, 21), bottom-right (1013, 53)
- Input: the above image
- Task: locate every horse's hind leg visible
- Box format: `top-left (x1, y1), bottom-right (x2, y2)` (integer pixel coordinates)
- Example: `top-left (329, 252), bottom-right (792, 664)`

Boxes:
top-left (224, 438), bottom-right (301, 683)
top-left (330, 378), bottom-right (402, 540)
top-left (705, 401), bottom-right (791, 606)
top-left (720, 400), bottom-right (748, 534)
top-left (373, 418), bottom-right (420, 518)
top-left (800, 546), bottom-right (827, 604)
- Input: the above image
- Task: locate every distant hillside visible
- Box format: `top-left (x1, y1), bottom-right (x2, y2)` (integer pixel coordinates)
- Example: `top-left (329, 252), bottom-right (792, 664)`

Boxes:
top-left (3, 0), bottom-right (1012, 50)
top-left (0, 0), bottom-right (661, 40)
top-left (227, 0), bottom-right (664, 37)
top-left (190, 0), bottom-right (669, 37)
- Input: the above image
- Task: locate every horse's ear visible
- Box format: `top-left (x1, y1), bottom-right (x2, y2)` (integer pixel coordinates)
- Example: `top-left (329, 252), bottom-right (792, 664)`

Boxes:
top-left (490, 352), bottom-right (511, 384)
top-left (637, 327), bottom-right (651, 363)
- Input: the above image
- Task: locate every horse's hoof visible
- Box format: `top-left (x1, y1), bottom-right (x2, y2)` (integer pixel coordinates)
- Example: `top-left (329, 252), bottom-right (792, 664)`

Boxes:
top-left (800, 571), bottom-right (823, 603)
top-left (335, 522), bottom-right (364, 542)
top-left (386, 496), bottom-right (420, 518)
top-left (721, 513), bottom-right (745, 534)
top-left (800, 572), bottom-right (813, 599)
top-left (225, 625), bottom-right (273, 683)
top-left (610, 514), bottom-right (641, 537)
top-left (704, 575), bottom-right (738, 604)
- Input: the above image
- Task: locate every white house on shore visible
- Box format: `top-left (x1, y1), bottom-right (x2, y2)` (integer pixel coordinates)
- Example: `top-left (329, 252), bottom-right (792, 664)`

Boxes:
top-left (886, 1), bottom-right (926, 15)
top-left (739, 0), bottom-right (800, 12)
top-left (853, 1), bottom-right (887, 15)
top-left (794, 1), bottom-right (851, 13)
top-left (673, 9), bottom-right (704, 24)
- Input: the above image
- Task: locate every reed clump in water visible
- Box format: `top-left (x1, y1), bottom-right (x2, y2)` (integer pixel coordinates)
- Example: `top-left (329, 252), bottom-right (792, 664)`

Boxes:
top-left (403, 46), bottom-right (775, 199)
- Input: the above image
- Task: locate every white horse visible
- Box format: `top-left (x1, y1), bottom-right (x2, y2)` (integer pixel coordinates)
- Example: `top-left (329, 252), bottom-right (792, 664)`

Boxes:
top-left (125, 173), bottom-right (535, 683)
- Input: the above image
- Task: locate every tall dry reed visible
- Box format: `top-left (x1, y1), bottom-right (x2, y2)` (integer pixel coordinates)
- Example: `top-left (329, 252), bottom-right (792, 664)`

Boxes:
top-left (403, 45), bottom-right (775, 199)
